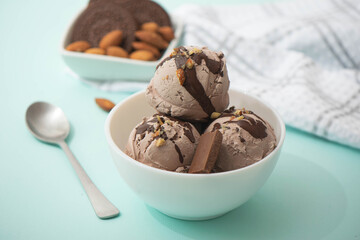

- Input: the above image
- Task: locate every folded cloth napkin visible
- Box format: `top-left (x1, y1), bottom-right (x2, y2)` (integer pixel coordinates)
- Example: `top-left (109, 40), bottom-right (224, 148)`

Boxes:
top-left (173, 0), bottom-right (360, 149)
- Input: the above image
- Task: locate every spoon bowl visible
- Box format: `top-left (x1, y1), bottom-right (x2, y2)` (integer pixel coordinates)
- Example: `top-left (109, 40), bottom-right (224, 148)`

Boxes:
top-left (26, 102), bottom-right (70, 143)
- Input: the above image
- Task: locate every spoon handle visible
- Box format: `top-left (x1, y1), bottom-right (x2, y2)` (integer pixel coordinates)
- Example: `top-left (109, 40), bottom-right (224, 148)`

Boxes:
top-left (59, 141), bottom-right (120, 219)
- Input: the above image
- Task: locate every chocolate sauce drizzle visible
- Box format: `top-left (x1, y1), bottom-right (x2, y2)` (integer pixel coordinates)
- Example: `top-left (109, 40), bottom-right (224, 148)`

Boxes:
top-left (183, 122), bottom-right (196, 143)
top-left (172, 141), bottom-right (184, 163)
top-left (225, 115), bottom-right (268, 139)
top-left (135, 122), bottom-right (153, 135)
top-left (211, 108), bottom-right (268, 139)
top-left (157, 47), bottom-right (224, 117)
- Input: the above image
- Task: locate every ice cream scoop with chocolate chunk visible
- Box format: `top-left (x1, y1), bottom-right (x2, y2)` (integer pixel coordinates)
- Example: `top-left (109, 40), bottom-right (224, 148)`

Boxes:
top-left (125, 114), bottom-right (200, 171)
top-left (145, 46), bottom-right (230, 121)
top-left (204, 107), bottom-right (277, 171)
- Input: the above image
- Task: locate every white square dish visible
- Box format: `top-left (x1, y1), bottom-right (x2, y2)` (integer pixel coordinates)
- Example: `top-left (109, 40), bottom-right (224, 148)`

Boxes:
top-left (60, 8), bottom-right (183, 82)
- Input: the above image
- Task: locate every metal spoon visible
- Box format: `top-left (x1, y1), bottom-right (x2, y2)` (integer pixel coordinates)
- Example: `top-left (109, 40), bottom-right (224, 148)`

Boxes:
top-left (25, 101), bottom-right (119, 219)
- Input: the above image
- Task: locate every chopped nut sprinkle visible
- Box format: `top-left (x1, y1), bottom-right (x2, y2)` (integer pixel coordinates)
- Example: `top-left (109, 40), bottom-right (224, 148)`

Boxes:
top-left (157, 115), bottom-right (164, 125)
top-left (189, 48), bottom-right (202, 55)
top-left (164, 120), bottom-right (173, 126)
top-left (156, 138), bottom-right (166, 147)
top-left (234, 109), bottom-right (242, 116)
top-left (176, 68), bottom-right (185, 85)
top-left (153, 130), bottom-right (160, 137)
top-left (186, 58), bottom-right (194, 69)
top-left (210, 112), bottom-right (221, 119)
top-left (236, 116), bottom-right (245, 120)
top-left (222, 124), bottom-right (230, 130)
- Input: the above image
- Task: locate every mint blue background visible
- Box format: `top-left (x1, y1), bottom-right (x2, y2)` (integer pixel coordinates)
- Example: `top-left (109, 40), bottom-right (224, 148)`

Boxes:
top-left (1, 0), bottom-right (359, 239)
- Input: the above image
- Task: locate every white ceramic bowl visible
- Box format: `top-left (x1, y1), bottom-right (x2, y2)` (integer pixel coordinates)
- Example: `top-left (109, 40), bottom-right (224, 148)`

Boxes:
top-left (61, 8), bottom-right (183, 82)
top-left (105, 89), bottom-right (285, 220)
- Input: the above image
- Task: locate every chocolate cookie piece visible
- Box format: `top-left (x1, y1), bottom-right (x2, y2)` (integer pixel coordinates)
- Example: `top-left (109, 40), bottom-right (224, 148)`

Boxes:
top-left (88, 0), bottom-right (171, 27)
top-left (71, 1), bottom-right (136, 52)
top-left (88, 0), bottom-right (131, 5)
top-left (122, 0), bottom-right (171, 27)
top-left (189, 130), bottom-right (223, 174)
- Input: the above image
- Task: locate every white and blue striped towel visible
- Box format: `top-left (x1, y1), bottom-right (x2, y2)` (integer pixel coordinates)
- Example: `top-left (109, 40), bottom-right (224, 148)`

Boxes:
top-left (173, 0), bottom-right (360, 149)
top-left (78, 0), bottom-right (360, 149)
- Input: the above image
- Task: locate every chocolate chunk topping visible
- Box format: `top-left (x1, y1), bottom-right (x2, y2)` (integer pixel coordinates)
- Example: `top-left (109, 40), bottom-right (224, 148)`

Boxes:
top-left (174, 54), bottom-right (187, 69)
top-left (183, 123), bottom-right (195, 143)
top-left (173, 142), bottom-right (184, 164)
top-left (189, 130), bottom-right (223, 174)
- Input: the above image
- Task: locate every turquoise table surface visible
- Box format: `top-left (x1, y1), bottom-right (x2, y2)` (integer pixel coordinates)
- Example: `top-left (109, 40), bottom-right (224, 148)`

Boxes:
top-left (1, 0), bottom-right (359, 239)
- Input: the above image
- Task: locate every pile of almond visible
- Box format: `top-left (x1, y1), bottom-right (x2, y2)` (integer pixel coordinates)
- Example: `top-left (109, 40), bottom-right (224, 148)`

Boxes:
top-left (66, 22), bottom-right (175, 61)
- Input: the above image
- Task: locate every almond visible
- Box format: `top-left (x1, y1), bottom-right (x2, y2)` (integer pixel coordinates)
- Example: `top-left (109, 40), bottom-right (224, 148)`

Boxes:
top-left (99, 30), bottom-right (123, 49)
top-left (141, 22), bottom-right (159, 32)
top-left (158, 26), bottom-right (175, 42)
top-left (66, 41), bottom-right (91, 52)
top-left (95, 98), bottom-right (115, 112)
top-left (130, 50), bottom-right (155, 61)
top-left (106, 46), bottom-right (128, 58)
top-left (84, 48), bottom-right (105, 55)
top-left (131, 41), bottom-right (160, 58)
top-left (135, 30), bottom-right (169, 49)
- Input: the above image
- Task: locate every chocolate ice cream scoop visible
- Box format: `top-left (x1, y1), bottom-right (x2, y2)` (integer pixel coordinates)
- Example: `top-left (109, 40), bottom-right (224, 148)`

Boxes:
top-left (145, 46), bottom-right (230, 122)
top-left (125, 114), bottom-right (200, 171)
top-left (204, 108), bottom-right (276, 171)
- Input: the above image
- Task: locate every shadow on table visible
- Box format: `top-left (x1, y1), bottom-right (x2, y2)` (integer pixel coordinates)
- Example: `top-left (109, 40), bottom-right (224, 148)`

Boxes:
top-left (147, 152), bottom-right (347, 240)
